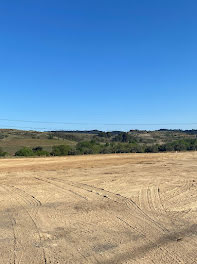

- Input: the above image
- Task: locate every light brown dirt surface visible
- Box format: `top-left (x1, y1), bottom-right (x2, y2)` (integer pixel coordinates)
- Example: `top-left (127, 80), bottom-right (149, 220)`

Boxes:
top-left (1, 152), bottom-right (197, 264)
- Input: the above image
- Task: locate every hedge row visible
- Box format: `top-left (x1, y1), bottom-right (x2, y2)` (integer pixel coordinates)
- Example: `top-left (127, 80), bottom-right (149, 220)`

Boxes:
top-left (1, 138), bottom-right (197, 157)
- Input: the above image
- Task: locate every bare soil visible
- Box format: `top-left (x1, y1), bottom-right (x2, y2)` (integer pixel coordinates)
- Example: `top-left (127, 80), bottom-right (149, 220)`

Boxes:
top-left (1, 152), bottom-right (197, 263)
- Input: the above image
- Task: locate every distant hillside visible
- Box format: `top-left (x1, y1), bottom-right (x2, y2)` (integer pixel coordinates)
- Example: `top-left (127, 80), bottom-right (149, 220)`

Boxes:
top-left (50, 129), bottom-right (197, 145)
top-left (0, 128), bottom-right (197, 156)
top-left (0, 129), bottom-right (75, 155)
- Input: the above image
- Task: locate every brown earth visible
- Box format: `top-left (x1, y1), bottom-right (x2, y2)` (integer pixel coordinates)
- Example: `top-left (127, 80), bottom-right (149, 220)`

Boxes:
top-left (0, 152), bottom-right (197, 263)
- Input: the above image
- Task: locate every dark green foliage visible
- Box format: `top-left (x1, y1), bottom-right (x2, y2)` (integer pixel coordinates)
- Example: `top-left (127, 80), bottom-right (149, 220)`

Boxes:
top-left (32, 146), bottom-right (50, 156)
top-left (12, 137), bottom-right (197, 158)
top-left (51, 145), bottom-right (71, 156)
top-left (68, 148), bottom-right (81, 155)
top-left (113, 132), bottom-right (136, 143)
top-left (129, 144), bottom-right (144, 153)
top-left (76, 141), bottom-right (102, 154)
top-left (97, 131), bottom-right (113, 138)
top-left (158, 145), bottom-right (167, 152)
top-left (35, 150), bottom-right (50, 156)
top-left (145, 145), bottom-right (159, 153)
top-left (50, 138), bottom-right (197, 156)
top-left (158, 139), bottom-right (197, 152)
top-left (15, 147), bottom-right (35, 157)
top-left (15, 146), bottom-right (49, 157)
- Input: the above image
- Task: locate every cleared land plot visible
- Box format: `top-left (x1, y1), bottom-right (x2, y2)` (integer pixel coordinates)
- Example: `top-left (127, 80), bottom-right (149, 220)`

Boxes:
top-left (0, 152), bottom-right (197, 263)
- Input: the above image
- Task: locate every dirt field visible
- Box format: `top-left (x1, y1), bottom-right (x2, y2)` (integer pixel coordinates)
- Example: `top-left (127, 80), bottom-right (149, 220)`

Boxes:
top-left (1, 152), bottom-right (197, 264)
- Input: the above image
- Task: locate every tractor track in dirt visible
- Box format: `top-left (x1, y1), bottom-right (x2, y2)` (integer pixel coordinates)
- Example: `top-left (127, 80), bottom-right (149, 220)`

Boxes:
top-left (37, 177), bottom-right (187, 264)
top-left (1, 153), bottom-right (197, 263)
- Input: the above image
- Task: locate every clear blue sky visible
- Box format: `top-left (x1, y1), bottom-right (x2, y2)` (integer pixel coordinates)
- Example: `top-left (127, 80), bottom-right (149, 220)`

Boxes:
top-left (1, 0), bottom-right (197, 131)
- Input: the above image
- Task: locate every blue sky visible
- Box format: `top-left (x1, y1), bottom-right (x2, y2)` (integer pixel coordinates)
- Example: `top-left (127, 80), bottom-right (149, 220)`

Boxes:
top-left (0, 0), bottom-right (197, 131)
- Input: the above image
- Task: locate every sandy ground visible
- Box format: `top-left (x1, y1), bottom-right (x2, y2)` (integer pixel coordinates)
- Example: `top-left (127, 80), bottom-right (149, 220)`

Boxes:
top-left (1, 152), bottom-right (197, 264)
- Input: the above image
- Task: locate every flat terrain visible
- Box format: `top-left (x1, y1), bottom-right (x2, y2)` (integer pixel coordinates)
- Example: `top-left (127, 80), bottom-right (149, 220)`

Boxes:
top-left (1, 153), bottom-right (197, 263)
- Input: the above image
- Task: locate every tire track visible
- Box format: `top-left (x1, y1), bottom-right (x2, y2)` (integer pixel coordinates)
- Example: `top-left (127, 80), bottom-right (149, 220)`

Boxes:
top-left (0, 186), bottom-right (17, 264)
top-left (34, 177), bottom-right (158, 263)
top-left (15, 180), bottom-right (98, 264)
top-left (7, 185), bottom-right (41, 219)
top-left (35, 177), bottom-right (88, 201)
top-left (68, 180), bottom-right (197, 264)
top-left (33, 177), bottom-right (102, 264)
top-left (138, 185), bottom-right (197, 264)
top-left (42, 177), bottom-right (185, 264)
top-left (65, 179), bottom-right (170, 233)
top-left (2, 185), bottom-right (47, 264)
top-left (161, 180), bottom-right (192, 203)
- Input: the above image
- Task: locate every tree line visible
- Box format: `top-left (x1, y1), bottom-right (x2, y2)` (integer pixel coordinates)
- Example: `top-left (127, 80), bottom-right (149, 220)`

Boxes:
top-left (0, 138), bottom-right (197, 157)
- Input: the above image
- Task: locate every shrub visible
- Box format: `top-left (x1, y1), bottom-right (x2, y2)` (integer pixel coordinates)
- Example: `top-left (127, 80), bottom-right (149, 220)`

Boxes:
top-left (15, 147), bottom-right (35, 157)
top-left (145, 145), bottom-right (159, 153)
top-left (129, 144), bottom-right (144, 153)
top-left (76, 141), bottom-right (102, 154)
top-left (68, 148), bottom-right (81, 155)
top-left (36, 150), bottom-right (50, 156)
top-left (113, 132), bottom-right (136, 143)
top-left (51, 145), bottom-right (71, 156)
top-left (32, 147), bottom-right (50, 156)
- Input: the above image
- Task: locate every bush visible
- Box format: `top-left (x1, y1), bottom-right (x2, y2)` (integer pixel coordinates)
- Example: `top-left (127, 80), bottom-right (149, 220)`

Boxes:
top-left (113, 132), bottom-right (136, 143)
top-left (32, 147), bottom-right (50, 156)
top-left (15, 147), bottom-right (35, 157)
top-left (36, 150), bottom-right (50, 156)
top-left (68, 148), bottom-right (81, 155)
top-left (145, 145), bottom-right (159, 153)
top-left (12, 137), bottom-right (197, 158)
top-left (76, 141), bottom-right (102, 154)
top-left (51, 145), bottom-right (71, 156)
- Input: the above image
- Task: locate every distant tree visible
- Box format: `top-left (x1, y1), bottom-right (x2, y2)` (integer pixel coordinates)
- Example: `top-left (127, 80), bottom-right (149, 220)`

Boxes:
top-left (145, 145), bottom-right (159, 153)
top-left (51, 145), bottom-right (71, 156)
top-left (68, 148), bottom-right (81, 155)
top-left (32, 146), bottom-right (50, 156)
top-left (15, 147), bottom-right (35, 157)
top-left (164, 143), bottom-right (175, 151)
top-left (129, 143), bottom-right (144, 153)
top-left (76, 141), bottom-right (102, 154)
top-left (113, 132), bottom-right (136, 143)
top-left (173, 141), bottom-right (187, 151)
top-left (158, 145), bottom-right (167, 152)
top-left (36, 150), bottom-right (50, 156)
